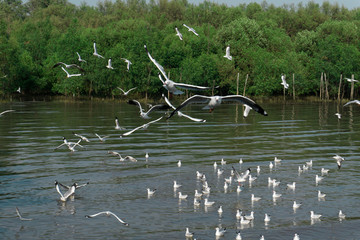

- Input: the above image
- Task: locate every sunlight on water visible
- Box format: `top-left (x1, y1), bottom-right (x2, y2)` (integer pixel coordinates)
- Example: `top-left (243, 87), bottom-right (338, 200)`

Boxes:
top-left (0, 101), bottom-right (360, 239)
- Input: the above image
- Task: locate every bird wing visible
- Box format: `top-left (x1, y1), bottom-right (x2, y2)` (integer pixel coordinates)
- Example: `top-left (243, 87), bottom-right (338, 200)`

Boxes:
top-left (168, 95), bottom-right (212, 119)
top-left (144, 45), bottom-right (167, 79)
top-left (53, 62), bottom-right (64, 68)
top-left (226, 46), bottom-right (230, 56)
top-left (117, 87), bottom-right (126, 94)
top-left (128, 99), bottom-right (143, 112)
top-left (86, 211), bottom-right (108, 218)
top-left (55, 181), bottom-right (65, 199)
top-left (57, 181), bottom-right (71, 190)
top-left (108, 212), bottom-right (129, 225)
top-left (221, 95), bottom-right (268, 116)
top-left (63, 185), bottom-right (76, 199)
top-left (61, 67), bottom-right (69, 75)
top-left (125, 156), bottom-right (138, 162)
top-left (0, 109), bottom-right (15, 116)
top-left (162, 94), bottom-right (176, 110)
top-left (145, 104), bottom-right (171, 115)
top-left (243, 104), bottom-right (252, 118)
top-left (126, 87), bottom-right (137, 94)
top-left (75, 182), bottom-right (89, 189)
top-left (178, 112), bottom-right (206, 122)
top-left (173, 82), bottom-right (212, 91)
top-left (344, 100), bottom-right (359, 106)
top-left (121, 124), bottom-right (145, 137)
top-left (68, 64), bottom-right (85, 72)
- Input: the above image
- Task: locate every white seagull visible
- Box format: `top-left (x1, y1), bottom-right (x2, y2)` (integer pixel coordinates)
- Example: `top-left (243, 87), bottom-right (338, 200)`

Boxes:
top-left (204, 198), bottom-right (215, 206)
top-left (173, 180), bottom-right (182, 190)
top-left (310, 211), bottom-right (322, 219)
top-left (185, 227), bottom-right (194, 238)
top-left (16, 86), bottom-right (21, 93)
top-left (224, 45), bottom-right (232, 60)
top-left (251, 194), bottom-right (261, 202)
top-left (53, 62), bottom-right (85, 72)
top-left (57, 181), bottom-right (89, 190)
top-left (318, 190), bottom-right (326, 199)
top-left (281, 74), bottom-right (289, 89)
top-left (293, 233), bottom-right (300, 240)
top-left (121, 58), bottom-right (132, 71)
top-left (15, 207), bottom-right (33, 221)
top-left (117, 87), bottom-right (137, 96)
top-left (76, 52), bottom-right (86, 62)
top-left (128, 99), bottom-right (169, 119)
top-left (339, 210), bottom-right (346, 220)
top-left (345, 77), bottom-right (359, 82)
top-left (168, 95), bottom-right (268, 118)
top-left (293, 201), bottom-right (302, 210)
top-left (61, 67), bottom-right (82, 78)
top-left (0, 109), bottom-right (15, 116)
top-left (85, 211), bottom-right (129, 226)
top-left (215, 227), bottom-right (226, 237)
top-left (183, 23), bottom-right (199, 36)
top-left (264, 213), bottom-right (271, 223)
top-left (333, 154), bottom-right (344, 169)
top-left (147, 188), bottom-right (156, 196)
top-left (114, 116), bottom-right (125, 130)
top-left (55, 180), bottom-right (76, 202)
top-left (343, 100), bottom-right (360, 107)
top-left (321, 168), bottom-right (330, 175)
top-left (121, 117), bottom-right (163, 137)
top-left (335, 113), bottom-right (341, 119)
top-left (73, 132), bottom-right (90, 142)
top-left (93, 41), bottom-right (104, 59)
top-left (175, 27), bottom-right (183, 40)
top-left (95, 133), bottom-right (109, 142)
top-left (106, 58), bottom-right (114, 69)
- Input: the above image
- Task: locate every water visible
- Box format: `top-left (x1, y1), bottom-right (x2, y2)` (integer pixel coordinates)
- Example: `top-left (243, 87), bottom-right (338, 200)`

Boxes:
top-left (1, 100), bottom-right (360, 239)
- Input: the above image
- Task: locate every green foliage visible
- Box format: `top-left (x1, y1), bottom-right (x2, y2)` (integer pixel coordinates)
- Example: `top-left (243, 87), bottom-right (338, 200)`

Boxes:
top-left (1, 0), bottom-right (360, 98)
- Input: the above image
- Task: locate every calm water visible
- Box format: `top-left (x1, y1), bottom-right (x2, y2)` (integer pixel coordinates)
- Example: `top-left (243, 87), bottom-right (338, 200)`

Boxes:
top-left (0, 100), bottom-right (360, 240)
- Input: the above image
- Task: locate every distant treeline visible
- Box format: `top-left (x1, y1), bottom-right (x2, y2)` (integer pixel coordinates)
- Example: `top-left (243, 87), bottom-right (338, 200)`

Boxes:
top-left (1, 0), bottom-right (360, 99)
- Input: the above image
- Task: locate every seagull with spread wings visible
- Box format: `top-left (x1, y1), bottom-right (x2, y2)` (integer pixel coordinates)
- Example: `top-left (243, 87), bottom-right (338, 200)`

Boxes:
top-left (121, 117), bottom-right (163, 137)
top-left (121, 58), bottom-right (132, 71)
top-left (61, 67), bottom-right (82, 78)
top-left (53, 62), bottom-right (85, 72)
top-left (93, 41), bottom-right (105, 59)
top-left (183, 23), bottom-right (199, 36)
top-left (76, 52), bottom-right (86, 63)
top-left (128, 99), bottom-right (170, 119)
top-left (85, 211), bottom-right (129, 226)
top-left (167, 95), bottom-right (268, 119)
top-left (0, 109), bottom-right (15, 116)
top-left (224, 46), bottom-right (232, 60)
top-left (117, 87), bottom-right (137, 96)
top-left (175, 27), bottom-right (183, 40)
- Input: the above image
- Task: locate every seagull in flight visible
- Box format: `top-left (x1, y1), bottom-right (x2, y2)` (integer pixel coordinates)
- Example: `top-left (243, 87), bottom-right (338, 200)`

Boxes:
top-left (183, 23), bottom-right (199, 36)
top-left (76, 52), bottom-right (86, 63)
top-left (57, 181), bottom-right (89, 190)
top-left (61, 67), bottom-right (82, 78)
top-left (121, 117), bottom-right (163, 137)
top-left (73, 132), bottom-right (90, 142)
top-left (93, 41), bottom-right (105, 59)
top-left (121, 58), bottom-right (132, 71)
top-left (175, 27), bottom-right (183, 40)
top-left (167, 95), bottom-right (268, 119)
top-left (53, 62), bottom-right (85, 72)
top-left (0, 109), bottom-right (15, 116)
top-left (162, 94), bottom-right (205, 122)
top-left (343, 100), bottom-right (360, 107)
top-left (67, 139), bottom-right (83, 152)
top-left (54, 137), bottom-right (83, 150)
top-left (345, 77), bottom-right (359, 82)
top-left (16, 87), bottom-right (21, 93)
top-left (117, 87), bottom-right (137, 96)
top-left (85, 211), bottom-right (129, 226)
top-left (108, 151), bottom-right (137, 162)
top-left (15, 207), bottom-right (33, 221)
top-left (55, 180), bottom-right (76, 202)
top-left (115, 116), bottom-right (125, 130)
top-left (128, 99), bottom-right (170, 119)
top-left (95, 133), bottom-right (109, 142)
top-left (224, 46), bottom-right (232, 60)
top-left (106, 58), bottom-right (114, 69)
top-left (333, 154), bottom-right (344, 169)
top-left (281, 74), bottom-right (289, 89)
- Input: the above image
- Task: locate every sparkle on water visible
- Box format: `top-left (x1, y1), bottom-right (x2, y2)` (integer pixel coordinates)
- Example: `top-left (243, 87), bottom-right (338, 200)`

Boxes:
top-left (0, 101), bottom-right (359, 239)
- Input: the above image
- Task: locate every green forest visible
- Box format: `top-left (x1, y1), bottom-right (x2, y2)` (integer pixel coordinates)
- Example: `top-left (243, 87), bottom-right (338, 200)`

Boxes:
top-left (1, 0), bottom-right (360, 100)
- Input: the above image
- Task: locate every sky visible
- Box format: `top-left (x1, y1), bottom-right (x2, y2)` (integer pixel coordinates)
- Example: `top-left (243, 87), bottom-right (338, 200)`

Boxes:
top-left (67, 0), bottom-right (359, 9)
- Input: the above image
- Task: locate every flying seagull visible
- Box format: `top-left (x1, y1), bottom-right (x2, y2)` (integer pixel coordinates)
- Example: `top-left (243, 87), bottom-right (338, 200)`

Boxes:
top-left (121, 117), bottom-right (163, 137)
top-left (57, 181), bottom-right (89, 190)
top-left (85, 211), bottom-right (129, 226)
top-left (343, 100), bottom-right (360, 107)
top-left (345, 77), bottom-right (359, 82)
top-left (53, 62), bottom-right (85, 72)
top-left (162, 94), bottom-right (206, 122)
top-left (115, 116), bottom-right (125, 130)
top-left (281, 74), bottom-right (289, 89)
top-left (108, 151), bottom-right (137, 162)
top-left (72, 132), bottom-right (90, 142)
top-left (117, 87), bottom-right (137, 96)
top-left (128, 99), bottom-right (170, 119)
top-left (167, 95), bottom-right (268, 119)
top-left (55, 180), bottom-right (76, 202)
top-left (106, 58), bottom-right (114, 69)
top-left (15, 207), bottom-right (33, 221)
top-left (121, 58), bottom-right (132, 71)
top-left (333, 154), bottom-right (344, 169)
top-left (0, 109), bottom-right (15, 116)
top-left (76, 52), bottom-right (86, 63)
top-left (93, 41), bottom-right (105, 59)
top-left (175, 27), bottom-right (183, 40)
top-left (16, 87), bottom-right (21, 93)
top-left (61, 67), bottom-right (82, 78)
top-left (224, 46), bottom-right (232, 60)
top-left (95, 133), bottom-right (109, 142)
top-left (183, 23), bottom-right (199, 36)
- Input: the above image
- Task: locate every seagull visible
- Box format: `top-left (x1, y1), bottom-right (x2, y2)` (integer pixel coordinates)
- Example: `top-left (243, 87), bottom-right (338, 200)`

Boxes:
top-left (93, 41), bottom-right (104, 58)
top-left (168, 95), bottom-right (268, 119)
top-left (204, 198), bottom-right (215, 206)
top-left (213, 161), bottom-right (217, 169)
top-left (54, 137), bottom-right (82, 150)
top-left (57, 181), bottom-right (89, 190)
top-left (236, 209), bottom-right (242, 220)
top-left (256, 165), bottom-right (261, 174)
top-left (269, 161), bottom-right (274, 170)
top-left (306, 160), bottom-right (313, 167)
top-left (240, 216), bottom-right (251, 225)
top-left (175, 27), bottom-right (183, 40)
top-left (338, 210), bottom-right (346, 220)
top-left (55, 180), bottom-right (76, 202)
top-left (310, 211), bottom-right (322, 219)
top-left (0, 109), bottom-right (15, 116)
top-left (95, 133), bottom-right (109, 142)
top-left (335, 113), bottom-right (341, 119)
top-left (67, 139), bottom-right (83, 152)
top-left (108, 151), bottom-right (137, 162)
top-left (251, 194), bottom-right (261, 202)
top-left (274, 157), bottom-right (282, 164)
top-left (236, 231), bottom-right (242, 240)
top-left (114, 117), bottom-right (125, 130)
top-left (293, 233), bottom-right (300, 240)
top-left (318, 190), bottom-right (326, 199)
top-left (173, 180), bottom-right (182, 190)
top-left (333, 154), bottom-right (344, 169)
top-left (121, 117), bottom-right (163, 137)
top-left (315, 175), bottom-right (324, 184)
top-left (128, 99), bottom-right (170, 119)
top-left (76, 52), bottom-right (86, 63)
top-left (218, 206), bottom-right (223, 215)
top-left (162, 94), bottom-right (206, 122)
top-left (121, 58), bottom-right (132, 71)
top-left (145, 152), bottom-right (149, 161)
top-left (287, 182), bottom-right (296, 190)
top-left (321, 168), bottom-right (330, 175)
top-left (85, 211), bottom-right (129, 226)
top-left (232, 167), bottom-right (251, 183)
top-left (73, 132), bottom-right (90, 142)
top-left (236, 185), bottom-right (242, 193)
top-left (264, 213), bottom-right (271, 223)
top-left (53, 62), bottom-right (85, 72)
top-left (244, 211), bottom-right (254, 221)
top-left (16, 87), bottom-right (21, 93)
top-left (15, 207), bottom-right (33, 221)
top-left (178, 192), bottom-right (188, 199)
top-left (61, 67), bottom-right (82, 78)
top-left (281, 74), bottom-right (289, 89)
top-left (185, 227), bottom-right (194, 238)
top-left (183, 23), bottom-right (199, 36)
top-left (272, 190), bottom-right (282, 199)
top-left (106, 58), bottom-right (114, 69)
top-left (293, 201), bottom-right (302, 210)
top-left (224, 46), bottom-right (232, 60)
top-left (177, 160), bottom-right (182, 167)
top-left (343, 100), bottom-right (360, 107)
top-left (345, 77), bottom-right (359, 82)
top-left (194, 189), bottom-right (203, 198)
top-left (215, 227), bottom-right (226, 237)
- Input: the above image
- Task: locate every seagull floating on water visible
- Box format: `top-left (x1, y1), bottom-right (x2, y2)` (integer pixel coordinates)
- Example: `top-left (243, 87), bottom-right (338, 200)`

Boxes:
top-left (215, 227), bottom-right (226, 237)
top-left (264, 213), bottom-right (271, 224)
top-left (293, 233), bottom-right (300, 240)
top-left (321, 168), bottom-right (329, 175)
top-left (224, 46), bottom-right (232, 60)
top-left (338, 210), bottom-right (346, 220)
top-left (55, 180), bottom-right (76, 202)
top-left (15, 207), bottom-right (33, 221)
top-left (85, 211), bottom-right (129, 226)
top-left (168, 95), bottom-right (268, 118)
top-left (318, 190), bottom-right (326, 199)
top-left (114, 116), bottom-right (125, 130)
top-left (310, 211), bottom-right (322, 219)
top-left (183, 23), bottom-right (199, 36)
top-left (293, 201), bottom-right (301, 210)
top-left (185, 227), bottom-right (194, 238)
